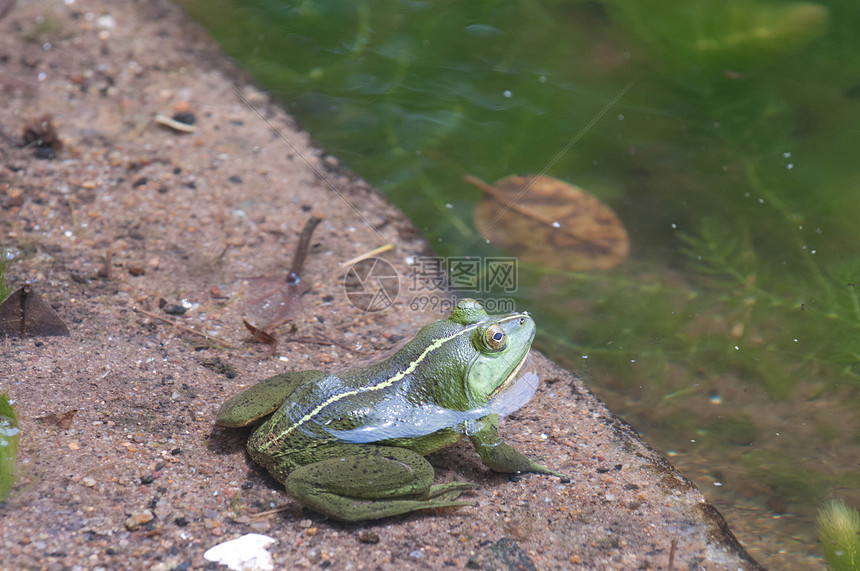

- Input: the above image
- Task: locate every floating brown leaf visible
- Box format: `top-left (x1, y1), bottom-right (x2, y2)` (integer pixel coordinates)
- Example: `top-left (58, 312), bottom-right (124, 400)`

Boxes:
top-left (467, 174), bottom-right (629, 271)
top-left (0, 285), bottom-right (70, 337)
top-left (35, 409), bottom-right (78, 430)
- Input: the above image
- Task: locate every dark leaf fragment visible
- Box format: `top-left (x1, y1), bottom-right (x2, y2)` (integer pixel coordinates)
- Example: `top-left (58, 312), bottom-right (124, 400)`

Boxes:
top-left (243, 215), bottom-right (323, 331)
top-left (0, 285), bottom-right (70, 337)
top-left (243, 320), bottom-right (278, 350)
top-left (35, 409), bottom-right (78, 430)
top-left (22, 114), bottom-right (62, 159)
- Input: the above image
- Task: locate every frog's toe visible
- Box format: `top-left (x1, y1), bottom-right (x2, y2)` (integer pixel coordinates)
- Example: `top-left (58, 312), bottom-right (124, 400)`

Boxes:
top-left (423, 498), bottom-right (477, 512)
top-left (537, 467), bottom-right (569, 480)
top-left (526, 461), bottom-right (569, 480)
top-left (326, 497), bottom-right (476, 522)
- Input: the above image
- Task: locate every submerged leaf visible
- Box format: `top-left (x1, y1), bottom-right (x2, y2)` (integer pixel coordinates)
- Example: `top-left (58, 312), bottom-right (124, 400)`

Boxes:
top-left (467, 174), bottom-right (629, 271)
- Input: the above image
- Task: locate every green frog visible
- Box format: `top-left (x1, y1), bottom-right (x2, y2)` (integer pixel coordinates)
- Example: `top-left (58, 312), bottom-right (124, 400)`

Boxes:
top-left (216, 298), bottom-right (565, 522)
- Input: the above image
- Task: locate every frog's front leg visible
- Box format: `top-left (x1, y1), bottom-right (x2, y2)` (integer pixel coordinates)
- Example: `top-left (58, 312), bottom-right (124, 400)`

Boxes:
top-left (285, 445), bottom-right (477, 522)
top-left (216, 370), bottom-right (325, 427)
top-left (468, 414), bottom-right (567, 478)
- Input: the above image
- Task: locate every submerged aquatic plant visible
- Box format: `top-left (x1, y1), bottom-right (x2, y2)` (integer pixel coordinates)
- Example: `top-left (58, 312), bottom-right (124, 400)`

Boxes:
top-left (675, 216), bottom-right (860, 395)
top-left (818, 500), bottom-right (860, 571)
top-left (0, 248), bottom-right (12, 303)
top-left (0, 394), bottom-right (20, 502)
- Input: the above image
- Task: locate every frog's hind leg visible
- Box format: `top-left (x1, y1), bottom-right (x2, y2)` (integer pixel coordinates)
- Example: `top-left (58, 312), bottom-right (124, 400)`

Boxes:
top-left (285, 446), bottom-right (476, 522)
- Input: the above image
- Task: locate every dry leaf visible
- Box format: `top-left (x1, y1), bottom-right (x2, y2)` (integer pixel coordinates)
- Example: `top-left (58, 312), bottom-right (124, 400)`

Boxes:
top-left (35, 409), bottom-right (78, 430)
top-left (242, 215), bottom-right (321, 330)
top-left (0, 285), bottom-right (71, 337)
top-left (97, 249), bottom-right (113, 279)
top-left (243, 319), bottom-right (278, 349)
top-left (467, 174), bottom-right (629, 271)
top-left (243, 278), bottom-right (305, 330)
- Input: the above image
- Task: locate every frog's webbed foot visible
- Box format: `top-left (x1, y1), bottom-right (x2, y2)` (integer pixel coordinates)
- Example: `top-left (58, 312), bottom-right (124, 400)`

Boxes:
top-left (468, 414), bottom-right (568, 480)
top-left (484, 444), bottom-right (569, 480)
top-left (284, 446), bottom-right (476, 522)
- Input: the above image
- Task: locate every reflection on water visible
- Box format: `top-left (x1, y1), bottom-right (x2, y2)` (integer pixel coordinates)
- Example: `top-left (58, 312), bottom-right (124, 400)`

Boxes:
top-left (183, 1), bottom-right (860, 567)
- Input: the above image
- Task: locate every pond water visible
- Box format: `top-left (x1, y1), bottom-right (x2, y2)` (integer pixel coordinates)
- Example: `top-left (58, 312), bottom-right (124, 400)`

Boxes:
top-left (183, 1), bottom-right (860, 567)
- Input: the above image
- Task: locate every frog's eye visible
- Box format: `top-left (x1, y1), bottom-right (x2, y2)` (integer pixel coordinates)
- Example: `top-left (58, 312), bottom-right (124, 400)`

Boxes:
top-left (482, 324), bottom-right (507, 352)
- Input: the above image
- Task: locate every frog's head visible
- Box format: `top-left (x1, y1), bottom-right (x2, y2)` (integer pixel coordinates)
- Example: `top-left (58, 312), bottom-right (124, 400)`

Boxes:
top-left (449, 298), bottom-right (536, 404)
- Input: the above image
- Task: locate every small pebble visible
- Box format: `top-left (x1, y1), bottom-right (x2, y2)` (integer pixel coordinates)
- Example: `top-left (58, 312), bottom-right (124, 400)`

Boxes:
top-left (33, 147), bottom-right (56, 160)
top-left (204, 533), bottom-right (276, 571)
top-left (161, 304), bottom-right (187, 316)
top-left (125, 509), bottom-right (155, 531)
top-left (172, 111), bottom-right (196, 125)
top-left (357, 531), bottom-right (379, 544)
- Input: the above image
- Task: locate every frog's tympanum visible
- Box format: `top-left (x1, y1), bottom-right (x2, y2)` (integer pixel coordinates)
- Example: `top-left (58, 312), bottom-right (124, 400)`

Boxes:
top-left (216, 299), bottom-right (565, 522)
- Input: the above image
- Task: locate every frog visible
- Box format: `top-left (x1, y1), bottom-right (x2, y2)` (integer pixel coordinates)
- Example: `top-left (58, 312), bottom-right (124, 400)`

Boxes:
top-left (216, 298), bottom-right (565, 522)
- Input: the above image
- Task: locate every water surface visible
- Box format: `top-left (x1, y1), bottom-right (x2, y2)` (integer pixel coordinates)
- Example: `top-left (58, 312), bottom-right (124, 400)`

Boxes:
top-left (183, 1), bottom-right (860, 566)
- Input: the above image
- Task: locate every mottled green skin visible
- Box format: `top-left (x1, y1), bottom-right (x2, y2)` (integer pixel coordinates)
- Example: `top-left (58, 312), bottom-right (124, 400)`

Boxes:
top-left (216, 299), bottom-right (564, 521)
